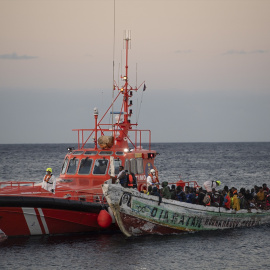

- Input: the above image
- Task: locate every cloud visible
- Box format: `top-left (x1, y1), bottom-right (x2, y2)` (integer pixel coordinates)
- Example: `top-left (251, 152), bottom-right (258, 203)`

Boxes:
top-left (175, 50), bottom-right (192, 54)
top-left (0, 53), bottom-right (38, 60)
top-left (223, 50), bottom-right (268, 55)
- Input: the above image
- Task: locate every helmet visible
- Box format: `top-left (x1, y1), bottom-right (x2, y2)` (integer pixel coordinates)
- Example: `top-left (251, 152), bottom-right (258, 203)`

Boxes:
top-left (216, 181), bottom-right (221, 186)
top-left (46, 168), bottom-right (52, 173)
top-left (150, 169), bottom-right (155, 174)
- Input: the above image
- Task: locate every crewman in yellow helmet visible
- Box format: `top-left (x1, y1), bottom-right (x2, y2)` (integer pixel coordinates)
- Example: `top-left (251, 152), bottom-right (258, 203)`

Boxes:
top-left (42, 168), bottom-right (56, 193)
top-left (203, 180), bottom-right (222, 193)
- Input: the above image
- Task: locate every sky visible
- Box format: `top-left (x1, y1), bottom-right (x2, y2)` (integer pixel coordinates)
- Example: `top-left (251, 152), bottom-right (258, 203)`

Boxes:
top-left (0, 0), bottom-right (270, 144)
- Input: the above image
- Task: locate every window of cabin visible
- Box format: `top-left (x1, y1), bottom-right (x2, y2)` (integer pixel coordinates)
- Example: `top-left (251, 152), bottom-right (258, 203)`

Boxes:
top-left (84, 151), bottom-right (98, 155)
top-left (66, 158), bottom-right (79, 175)
top-left (125, 159), bottom-right (130, 174)
top-left (78, 158), bottom-right (93, 175)
top-left (108, 158), bottom-right (122, 175)
top-left (61, 157), bottom-right (69, 174)
top-left (137, 158), bottom-right (144, 174)
top-left (130, 158), bottom-right (137, 174)
top-left (92, 159), bottom-right (108, 175)
top-left (99, 151), bottom-right (113, 156)
top-left (72, 151), bottom-right (84, 155)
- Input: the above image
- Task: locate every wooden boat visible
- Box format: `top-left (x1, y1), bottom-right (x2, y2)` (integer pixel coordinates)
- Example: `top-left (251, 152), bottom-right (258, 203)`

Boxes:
top-left (102, 183), bottom-right (270, 237)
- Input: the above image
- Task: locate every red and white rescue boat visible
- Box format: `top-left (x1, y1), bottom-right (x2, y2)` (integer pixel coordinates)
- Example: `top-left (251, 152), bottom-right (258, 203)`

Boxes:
top-left (0, 32), bottom-right (158, 237)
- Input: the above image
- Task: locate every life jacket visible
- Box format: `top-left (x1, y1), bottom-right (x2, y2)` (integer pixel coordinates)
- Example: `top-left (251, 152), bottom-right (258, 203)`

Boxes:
top-left (148, 174), bottom-right (159, 187)
top-left (43, 174), bottom-right (52, 184)
top-left (203, 194), bottom-right (211, 206)
top-left (127, 173), bottom-right (137, 188)
top-left (224, 194), bottom-right (231, 209)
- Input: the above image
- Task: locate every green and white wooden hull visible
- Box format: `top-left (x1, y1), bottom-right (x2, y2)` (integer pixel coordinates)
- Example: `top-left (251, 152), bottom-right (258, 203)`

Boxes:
top-left (102, 184), bottom-right (270, 237)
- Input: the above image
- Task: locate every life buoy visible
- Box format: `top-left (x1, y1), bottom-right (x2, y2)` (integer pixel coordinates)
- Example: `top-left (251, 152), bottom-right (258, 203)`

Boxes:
top-left (140, 184), bottom-right (147, 192)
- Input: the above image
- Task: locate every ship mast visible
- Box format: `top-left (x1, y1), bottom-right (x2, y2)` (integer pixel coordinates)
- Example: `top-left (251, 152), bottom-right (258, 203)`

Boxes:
top-left (123, 30), bottom-right (131, 124)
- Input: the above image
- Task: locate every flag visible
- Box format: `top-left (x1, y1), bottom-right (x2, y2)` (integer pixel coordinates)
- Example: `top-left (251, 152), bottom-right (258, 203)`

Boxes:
top-left (143, 84), bottom-right (146, 91)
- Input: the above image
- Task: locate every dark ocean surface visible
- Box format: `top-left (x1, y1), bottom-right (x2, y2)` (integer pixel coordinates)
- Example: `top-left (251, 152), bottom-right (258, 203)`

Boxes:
top-left (1, 143), bottom-right (270, 269)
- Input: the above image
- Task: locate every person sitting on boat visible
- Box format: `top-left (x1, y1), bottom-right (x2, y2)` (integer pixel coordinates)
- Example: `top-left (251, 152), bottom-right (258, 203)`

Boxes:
top-left (197, 187), bottom-right (206, 205)
top-left (244, 189), bottom-right (253, 203)
top-left (256, 186), bottom-right (265, 208)
top-left (150, 186), bottom-right (162, 205)
top-left (170, 184), bottom-right (176, 200)
top-left (203, 180), bottom-right (221, 193)
top-left (239, 191), bottom-right (248, 209)
top-left (265, 193), bottom-right (270, 209)
top-left (203, 193), bottom-right (211, 206)
top-left (210, 188), bottom-right (220, 207)
top-left (42, 168), bottom-right (56, 193)
top-left (175, 186), bottom-right (186, 202)
top-left (222, 190), bottom-right (231, 210)
top-left (147, 169), bottom-right (160, 189)
top-left (147, 185), bottom-right (153, 195)
top-left (161, 181), bottom-right (171, 199)
top-left (263, 183), bottom-right (269, 193)
top-left (232, 190), bottom-right (240, 211)
top-left (185, 186), bottom-right (195, 204)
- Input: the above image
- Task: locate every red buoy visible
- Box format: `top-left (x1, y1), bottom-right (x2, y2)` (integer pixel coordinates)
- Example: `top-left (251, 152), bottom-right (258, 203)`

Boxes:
top-left (97, 210), bottom-right (112, 228)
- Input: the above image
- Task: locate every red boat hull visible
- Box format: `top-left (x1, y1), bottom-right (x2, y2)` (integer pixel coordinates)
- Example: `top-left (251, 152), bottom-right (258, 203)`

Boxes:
top-left (0, 196), bottom-right (116, 237)
top-left (0, 207), bottom-right (105, 237)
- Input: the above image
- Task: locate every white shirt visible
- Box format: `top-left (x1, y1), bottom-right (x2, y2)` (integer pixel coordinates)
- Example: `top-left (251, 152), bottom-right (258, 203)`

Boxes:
top-left (203, 180), bottom-right (217, 192)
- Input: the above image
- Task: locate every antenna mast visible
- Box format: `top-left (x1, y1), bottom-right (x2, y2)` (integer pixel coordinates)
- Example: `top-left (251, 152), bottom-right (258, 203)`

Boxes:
top-left (111, 0), bottom-right (116, 134)
top-left (123, 30), bottom-right (131, 124)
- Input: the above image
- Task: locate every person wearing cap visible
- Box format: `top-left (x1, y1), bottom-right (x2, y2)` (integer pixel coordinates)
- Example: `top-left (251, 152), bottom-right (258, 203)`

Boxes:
top-left (147, 169), bottom-right (160, 189)
top-left (203, 180), bottom-right (221, 193)
top-left (42, 168), bottom-right (56, 193)
top-left (232, 190), bottom-right (240, 211)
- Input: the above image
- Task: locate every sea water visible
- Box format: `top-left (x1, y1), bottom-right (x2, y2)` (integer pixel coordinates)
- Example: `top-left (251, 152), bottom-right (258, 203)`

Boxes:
top-left (0, 143), bottom-right (270, 269)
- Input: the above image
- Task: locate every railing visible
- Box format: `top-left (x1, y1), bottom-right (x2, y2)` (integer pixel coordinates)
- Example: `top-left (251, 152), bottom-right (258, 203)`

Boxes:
top-left (0, 182), bottom-right (107, 204)
top-left (168, 180), bottom-right (200, 189)
top-left (72, 127), bottom-right (152, 151)
top-left (0, 181), bottom-right (35, 189)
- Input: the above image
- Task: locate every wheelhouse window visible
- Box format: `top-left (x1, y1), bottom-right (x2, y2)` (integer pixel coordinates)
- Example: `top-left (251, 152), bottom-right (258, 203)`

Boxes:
top-left (108, 158), bottom-right (122, 175)
top-left (72, 151), bottom-right (84, 155)
top-left (67, 158), bottom-right (79, 174)
top-left (84, 151), bottom-right (98, 155)
top-left (137, 158), bottom-right (144, 174)
top-left (130, 158), bottom-right (137, 174)
top-left (78, 158), bottom-right (93, 175)
top-left (125, 159), bottom-right (130, 174)
top-left (93, 159), bottom-right (108, 175)
top-left (99, 151), bottom-right (113, 156)
top-left (61, 157), bottom-right (69, 174)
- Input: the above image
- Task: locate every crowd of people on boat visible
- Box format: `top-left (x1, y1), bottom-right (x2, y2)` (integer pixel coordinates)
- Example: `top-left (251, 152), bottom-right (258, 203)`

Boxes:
top-left (142, 170), bottom-right (270, 211)
top-left (150, 182), bottom-right (270, 211)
